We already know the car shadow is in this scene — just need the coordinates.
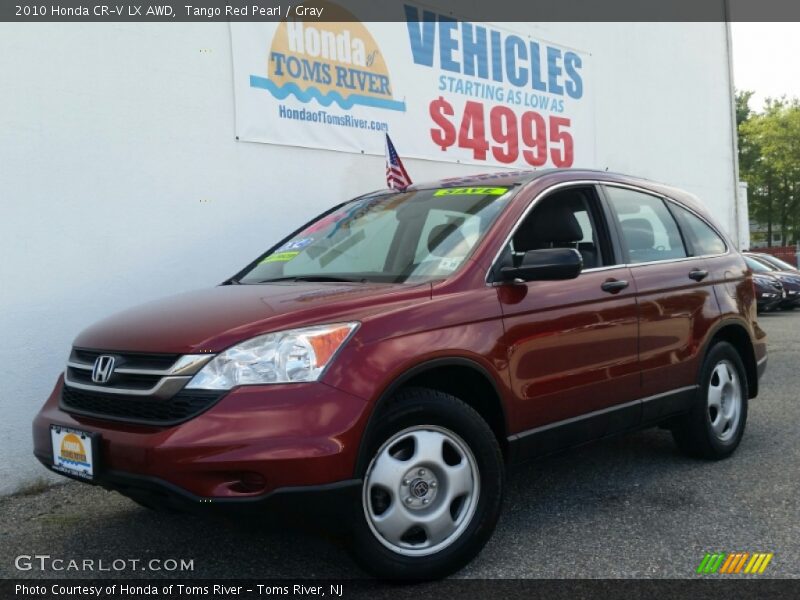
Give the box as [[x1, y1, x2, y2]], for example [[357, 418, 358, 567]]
[[16, 424, 715, 580]]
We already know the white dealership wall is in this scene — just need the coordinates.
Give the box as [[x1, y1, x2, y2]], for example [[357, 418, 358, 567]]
[[0, 22, 739, 494]]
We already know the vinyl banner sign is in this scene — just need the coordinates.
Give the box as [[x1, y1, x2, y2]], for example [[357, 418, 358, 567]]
[[231, 3, 594, 169]]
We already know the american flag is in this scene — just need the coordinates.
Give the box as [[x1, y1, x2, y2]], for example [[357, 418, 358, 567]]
[[385, 133, 412, 190]]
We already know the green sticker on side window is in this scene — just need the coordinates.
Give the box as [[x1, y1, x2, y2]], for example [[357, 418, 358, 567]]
[[433, 187, 508, 197], [260, 251, 300, 264]]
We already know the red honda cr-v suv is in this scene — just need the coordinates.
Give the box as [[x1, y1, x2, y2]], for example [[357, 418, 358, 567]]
[[33, 169, 767, 579]]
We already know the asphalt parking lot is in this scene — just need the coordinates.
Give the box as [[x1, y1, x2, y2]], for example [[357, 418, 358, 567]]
[[2, 311, 799, 581]]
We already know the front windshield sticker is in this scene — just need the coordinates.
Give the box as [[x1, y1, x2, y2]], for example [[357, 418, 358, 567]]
[[433, 187, 509, 197], [439, 257, 464, 271], [303, 196, 385, 237], [260, 251, 300, 264], [278, 237, 314, 252]]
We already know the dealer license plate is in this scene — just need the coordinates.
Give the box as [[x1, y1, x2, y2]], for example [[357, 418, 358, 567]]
[[50, 425, 96, 480]]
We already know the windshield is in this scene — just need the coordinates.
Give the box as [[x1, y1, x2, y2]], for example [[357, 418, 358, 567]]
[[753, 254, 796, 271], [239, 186, 515, 284], [745, 256, 773, 273]]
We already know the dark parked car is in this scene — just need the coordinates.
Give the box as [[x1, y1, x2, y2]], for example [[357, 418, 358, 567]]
[[33, 169, 767, 579], [744, 254, 800, 310], [752, 273, 785, 313], [749, 252, 798, 272]]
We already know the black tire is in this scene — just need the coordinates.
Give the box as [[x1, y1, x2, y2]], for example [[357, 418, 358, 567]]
[[349, 387, 504, 580], [672, 341, 749, 459]]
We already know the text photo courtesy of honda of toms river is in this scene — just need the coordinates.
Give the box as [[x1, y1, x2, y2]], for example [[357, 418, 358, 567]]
[[33, 168, 767, 579]]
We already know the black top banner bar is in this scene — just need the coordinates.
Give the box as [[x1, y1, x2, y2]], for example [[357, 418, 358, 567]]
[[2, 0, 800, 22]]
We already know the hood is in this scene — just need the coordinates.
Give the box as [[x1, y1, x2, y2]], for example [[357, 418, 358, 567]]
[[73, 282, 431, 354], [753, 274, 780, 289], [763, 271, 800, 290]]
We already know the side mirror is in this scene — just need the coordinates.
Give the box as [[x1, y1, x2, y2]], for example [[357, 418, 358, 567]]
[[500, 248, 583, 282]]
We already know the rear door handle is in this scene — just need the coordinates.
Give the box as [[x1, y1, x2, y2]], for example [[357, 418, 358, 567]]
[[688, 269, 709, 282], [601, 279, 629, 293]]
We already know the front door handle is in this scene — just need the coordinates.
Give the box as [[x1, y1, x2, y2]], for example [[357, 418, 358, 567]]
[[601, 279, 629, 293], [689, 269, 709, 282]]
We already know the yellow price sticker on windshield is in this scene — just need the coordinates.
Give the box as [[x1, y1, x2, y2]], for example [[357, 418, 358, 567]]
[[433, 187, 508, 196], [260, 251, 299, 264]]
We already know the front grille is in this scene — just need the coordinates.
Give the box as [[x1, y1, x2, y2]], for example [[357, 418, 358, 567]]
[[71, 348, 180, 371], [66, 366, 162, 390], [62, 346, 217, 424], [61, 386, 225, 425]]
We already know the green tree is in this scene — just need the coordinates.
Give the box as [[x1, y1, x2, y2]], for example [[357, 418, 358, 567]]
[[738, 93, 800, 246], [736, 91, 758, 179], [736, 90, 754, 128]]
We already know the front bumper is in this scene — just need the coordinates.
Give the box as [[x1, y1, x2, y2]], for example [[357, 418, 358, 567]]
[[33, 375, 370, 503], [779, 290, 800, 308], [34, 457, 361, 524], [757, 295, 783, 312]]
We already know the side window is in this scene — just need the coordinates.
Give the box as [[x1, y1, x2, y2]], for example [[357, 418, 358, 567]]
[[670, 203, 727, 256], [511, 186, 608, 269], [605, 187, 687, 264]]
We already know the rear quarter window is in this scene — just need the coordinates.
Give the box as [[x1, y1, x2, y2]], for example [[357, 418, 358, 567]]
[[670, 203, 727, 256]]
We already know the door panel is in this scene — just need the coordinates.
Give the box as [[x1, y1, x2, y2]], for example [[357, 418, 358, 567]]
[[629, 259, 718, 402], [602, 184, 718, 415], [500, 267, 640, 436]]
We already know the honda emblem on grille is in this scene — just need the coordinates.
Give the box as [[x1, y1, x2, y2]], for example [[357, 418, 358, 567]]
[[91, 355, 116, 384]]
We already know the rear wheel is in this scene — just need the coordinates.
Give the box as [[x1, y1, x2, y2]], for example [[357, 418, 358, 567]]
[[350, 388, 504, 580], [672, 342, 748, 459]]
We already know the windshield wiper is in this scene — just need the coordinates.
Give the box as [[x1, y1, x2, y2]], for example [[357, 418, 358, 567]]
[[255, 275, 365, 283]]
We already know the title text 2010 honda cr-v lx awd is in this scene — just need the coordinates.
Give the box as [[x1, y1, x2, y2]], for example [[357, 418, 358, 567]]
[[34, 169, 767, 579]]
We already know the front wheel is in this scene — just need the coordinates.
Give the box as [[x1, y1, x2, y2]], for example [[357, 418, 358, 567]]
[[672, 341, 748, 459], [350, 388, 504, 580]]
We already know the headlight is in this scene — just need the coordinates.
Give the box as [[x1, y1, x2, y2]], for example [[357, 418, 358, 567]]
[[185, 322, 358, 390]]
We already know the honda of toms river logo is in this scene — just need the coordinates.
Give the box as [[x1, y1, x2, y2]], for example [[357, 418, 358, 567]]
[[697, 552, 774, 574], [250, 1, 406, 112], [59, 433, 89, 467]]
